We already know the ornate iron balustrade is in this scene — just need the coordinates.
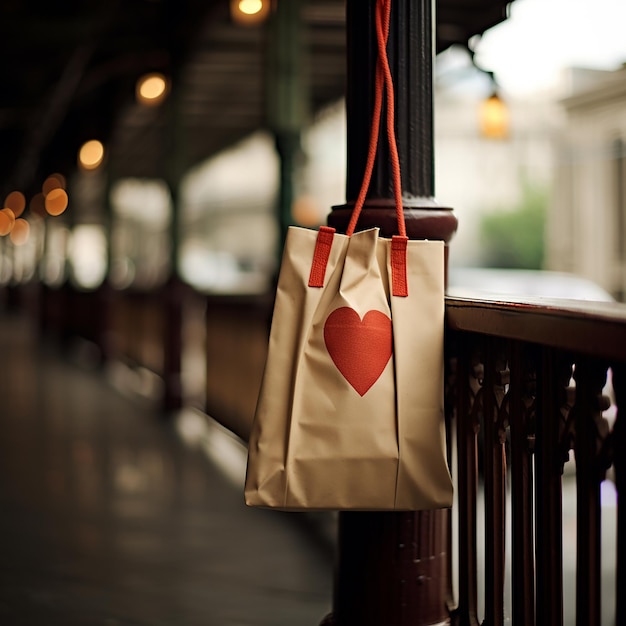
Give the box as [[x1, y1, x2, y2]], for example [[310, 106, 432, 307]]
[[445, 295, 625, 626]]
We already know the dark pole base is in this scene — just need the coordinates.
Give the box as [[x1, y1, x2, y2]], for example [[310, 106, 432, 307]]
[[328, 202, 457, 284], [331, 511, 451, 626], [329, 203, 457, 243]]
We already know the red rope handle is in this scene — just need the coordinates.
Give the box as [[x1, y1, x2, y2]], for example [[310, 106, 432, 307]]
[[346, 0, 406, 238]]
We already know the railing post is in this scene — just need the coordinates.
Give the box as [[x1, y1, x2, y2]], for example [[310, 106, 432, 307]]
[[326, 1, 457, 624], [572, 359, 608, 625], [162, 74, 186, 414], [614, 364, 625, 626], [535, 348, 569, 626], [266, 0, 308, 258]]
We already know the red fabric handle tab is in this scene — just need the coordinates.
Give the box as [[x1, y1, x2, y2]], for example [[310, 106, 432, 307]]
[[391, 235, 408, 297], [308, 226, 336, 288]]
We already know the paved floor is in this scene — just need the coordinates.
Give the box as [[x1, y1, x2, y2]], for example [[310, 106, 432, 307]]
[[0, 314, 333, 626]]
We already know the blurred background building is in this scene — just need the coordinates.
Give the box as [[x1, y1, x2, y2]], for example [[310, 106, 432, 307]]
[[547, 65, 626, 300]]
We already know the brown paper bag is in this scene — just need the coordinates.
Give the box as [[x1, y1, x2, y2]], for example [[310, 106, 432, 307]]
[[244, 225, 453, 510], [246, 0, 451, 511]]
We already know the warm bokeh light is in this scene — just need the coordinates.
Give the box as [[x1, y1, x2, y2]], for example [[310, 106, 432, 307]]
[[29, 193, 46, 217], [45, 188, 69, 216], [0, 208, 15, 236], [4, 191, 26, 218], [78, 139, 105, 170], [10, 218, 30, 245], [42, 173, 66, 196], [230, 0, 269, 24], [239, 0, 262, 14], [292, 195, 322, 227], [480, 93, 509, 139], [136, 73, 169, 106]]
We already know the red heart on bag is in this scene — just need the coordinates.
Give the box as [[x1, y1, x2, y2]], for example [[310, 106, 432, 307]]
[[323, 307, 392, 396]]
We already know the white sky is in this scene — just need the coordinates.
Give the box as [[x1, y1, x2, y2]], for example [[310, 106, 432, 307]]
[[475, 0, 626, 95]]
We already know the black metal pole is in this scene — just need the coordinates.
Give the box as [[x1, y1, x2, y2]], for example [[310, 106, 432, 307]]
[[330, 0, 457, 243], [345, 0, 434, 202], [267, 0, 307, 258], [326, 1, 457, 624]]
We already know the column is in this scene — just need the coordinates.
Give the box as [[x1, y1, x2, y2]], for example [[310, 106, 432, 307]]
[[327, 1, 457, 624]]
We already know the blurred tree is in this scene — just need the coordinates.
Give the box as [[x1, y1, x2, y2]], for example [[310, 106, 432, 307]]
[[479, 182, 547, 269]]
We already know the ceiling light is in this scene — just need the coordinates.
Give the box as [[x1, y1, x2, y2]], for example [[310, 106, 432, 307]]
[[0, 208, 15, 236], [231, 0, 269, 25], [480, 92, 509, 140], [457, 45, 510, 140], [42, 173, 66, 196], [45, 188, 69, 217], [78, 140, 105, 171], [4, 191, 26, 218], [136, 73, 169, 106]]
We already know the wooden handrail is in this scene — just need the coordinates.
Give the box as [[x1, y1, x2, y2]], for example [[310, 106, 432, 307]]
[[446, 295, 626, 361]]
